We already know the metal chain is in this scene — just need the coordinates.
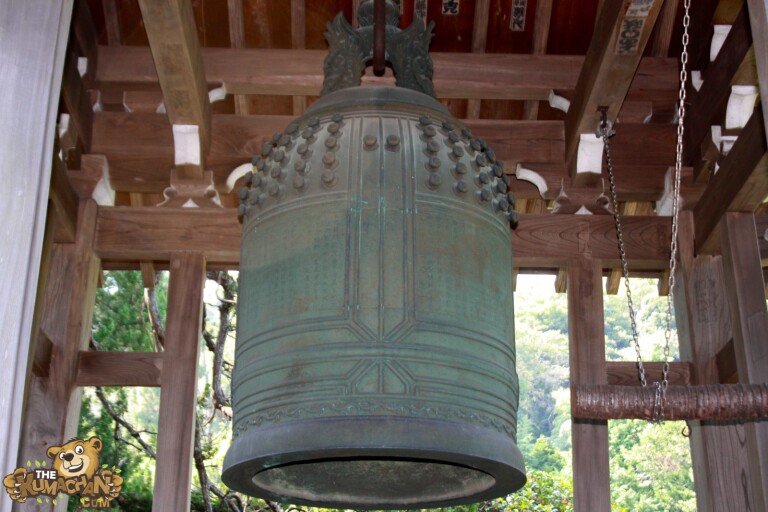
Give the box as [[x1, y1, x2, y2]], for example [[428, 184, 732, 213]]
[[601, 0, 691, 423]]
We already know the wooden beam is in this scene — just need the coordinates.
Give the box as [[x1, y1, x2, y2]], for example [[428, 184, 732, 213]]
[[137, 0, 211, 179], [605, 361, 690, 386], [674, 211, 756, 510], [466, 0, 490, 119], [91, 112, 678, 199], [76, 351, 162, 387], [0, 0, 73, 493], [523, 0, 554, 120], [50, 140, 79, 243], [686, 0, 721, 72], [565, 0, 665, 186], [291, 0, 307, 115], [605, 201, 651, 294], [102, 0, 122, 46], [227, 0, 248, 116], [685, 5, 753, 166], [94, 208, 674, 269], [568, 256, 611, 512], [747, 0, 768, 148], [152, 252, 205, 512], [95, 46, 678, 101], [721, 212, 768, 510], [694, 109, 767, 254], [18, 200, 102, 512], [652, 0, 680, 58]]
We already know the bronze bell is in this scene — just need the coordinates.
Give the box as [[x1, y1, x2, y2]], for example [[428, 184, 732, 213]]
[[223, 2, 525, 508]]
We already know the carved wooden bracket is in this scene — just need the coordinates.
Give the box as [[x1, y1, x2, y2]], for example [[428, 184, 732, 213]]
[[551, 178, 611, 215], [159, 168, 222, 208]]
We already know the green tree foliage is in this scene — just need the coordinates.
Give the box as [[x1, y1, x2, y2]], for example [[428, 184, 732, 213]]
[[609, 420, 696, 512], [481, 471, 573, 511], [528, 436, 565, 472]]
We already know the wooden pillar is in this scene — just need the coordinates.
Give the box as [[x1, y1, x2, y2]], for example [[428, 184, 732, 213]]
[[568, 256, 611, 512], [720, 212, 768, 511], [674, 212, 754, 511], [15, 200, 101, 512], [152, 252, 205, 512], [0, 0, 73, 500]]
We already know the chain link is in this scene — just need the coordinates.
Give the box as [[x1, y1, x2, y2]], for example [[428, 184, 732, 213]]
[[601, 0, 691, 423]]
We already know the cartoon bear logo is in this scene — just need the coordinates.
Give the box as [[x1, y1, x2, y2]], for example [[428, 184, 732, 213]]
[[48, 437, 101, 479], [3, 436, 123, 505]]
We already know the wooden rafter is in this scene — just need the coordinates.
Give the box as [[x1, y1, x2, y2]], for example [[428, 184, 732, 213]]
[[565, 0, 665, 186], [291, 0, 307, 115], [523, 0, 554, 120], [685, 4, 753, 170], [227, 0, 249, 116], [137, 0, 211, 180], [652, 0, 681, 58], [694, 109, 767, 254], [95, 46, 678, 101], [466, 0, 490, 119], [748, 0, 768, 148]]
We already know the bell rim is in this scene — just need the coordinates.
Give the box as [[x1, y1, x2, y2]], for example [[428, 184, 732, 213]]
[[222, 416, 526, 509]]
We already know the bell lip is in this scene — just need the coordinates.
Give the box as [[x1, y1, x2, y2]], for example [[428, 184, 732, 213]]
[[305, 85, 452, 119], [222, 416, 526, 509]]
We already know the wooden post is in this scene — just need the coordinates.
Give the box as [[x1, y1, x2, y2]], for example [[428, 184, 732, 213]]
[[152, 252, 205, 512], [720, 212, 768, 511], [0, 0, 73, 500], [16, 200, 101, 512], [568, 256, 611, 512], [675, 212, 755, 511]]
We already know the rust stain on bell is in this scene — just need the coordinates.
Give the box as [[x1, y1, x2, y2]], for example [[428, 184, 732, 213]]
[[223, 1, 525, 508]]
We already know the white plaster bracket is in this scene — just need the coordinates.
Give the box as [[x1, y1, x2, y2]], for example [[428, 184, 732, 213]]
[[725, 85, 759, 130], [710, 25, 731, 62], [548, 90, 570, 113], [209, 83, 228, 104], [92, 157, 116, 206], [226, 162, 253, 193], [172, 124, 201, 167], [77, 56, 88, 78], [515, 164, 548, 197], [691, 70, 703, 92], [576, 133, 604, 177]]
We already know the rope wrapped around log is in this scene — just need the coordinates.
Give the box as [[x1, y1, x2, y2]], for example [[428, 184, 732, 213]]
[[572, 384, 768, 421]]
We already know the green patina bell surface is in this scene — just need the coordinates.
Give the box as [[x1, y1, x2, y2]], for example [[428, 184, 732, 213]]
[[223, 3, 525, 508]]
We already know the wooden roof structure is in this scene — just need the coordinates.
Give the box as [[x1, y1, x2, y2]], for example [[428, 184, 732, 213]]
[[1, 0, 767, 510]]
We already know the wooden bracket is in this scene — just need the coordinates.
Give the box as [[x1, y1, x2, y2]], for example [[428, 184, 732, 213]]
[[551, 178, 611, 215], [160, 168, 222, 208]]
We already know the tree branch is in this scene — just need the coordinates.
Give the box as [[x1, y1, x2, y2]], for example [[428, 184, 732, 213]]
[[94, 387, 157, 459], [144, 272, 165, 350]]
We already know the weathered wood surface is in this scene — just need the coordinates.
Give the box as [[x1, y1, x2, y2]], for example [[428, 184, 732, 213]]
[[152, 252, 205, 512], [138, 0, 211, 178], [747, 0, 768, 148], [686, 5, 753, 166], [95, 45, 678, 100], [721, 212, 768, 511], [675, 211, 754, 511], [568, 256, 611, 512], [0, 0, 73, 500], [605, 361, 690, 387], [694, 109, 767, 254], [76, 351, 163, 387], [565, 0, 664, 185], [573, 384, 768, 420], [18, 200, 101, 512], [93, 207, 675, 269]]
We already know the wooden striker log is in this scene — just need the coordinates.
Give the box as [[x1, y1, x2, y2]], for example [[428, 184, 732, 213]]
[[573, 384, 768, 421]]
